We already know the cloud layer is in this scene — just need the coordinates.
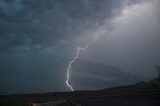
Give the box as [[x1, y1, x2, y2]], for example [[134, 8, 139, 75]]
[[0, 0, 128, 53]]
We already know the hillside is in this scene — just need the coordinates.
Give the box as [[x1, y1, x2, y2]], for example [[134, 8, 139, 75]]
[[0, 78, 160, 106]]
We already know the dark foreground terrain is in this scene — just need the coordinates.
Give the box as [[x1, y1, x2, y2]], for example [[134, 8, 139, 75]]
[[0, 78, 160, 106]]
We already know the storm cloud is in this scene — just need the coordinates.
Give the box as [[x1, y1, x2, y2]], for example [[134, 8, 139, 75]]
[[0, 0, 159, 94], [0, 0, 128, 53], [81, 0, 160, 79]]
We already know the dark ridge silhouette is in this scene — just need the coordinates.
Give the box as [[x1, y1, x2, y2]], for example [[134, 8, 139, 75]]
[[0, 78, 160, 106]]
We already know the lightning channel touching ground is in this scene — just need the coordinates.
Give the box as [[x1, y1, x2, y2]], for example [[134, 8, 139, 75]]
[[65, 29, 106, 91]]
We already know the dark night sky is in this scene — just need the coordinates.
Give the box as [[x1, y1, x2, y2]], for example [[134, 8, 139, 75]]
[[0, 0, 160, 95]]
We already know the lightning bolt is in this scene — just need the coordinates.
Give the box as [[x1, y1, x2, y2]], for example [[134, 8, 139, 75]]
[[66, 47, 86, 91], [65, 28, 106, 91]]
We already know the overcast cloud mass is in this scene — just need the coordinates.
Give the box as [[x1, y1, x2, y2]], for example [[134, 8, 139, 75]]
[[0, 0, 159, 94]]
